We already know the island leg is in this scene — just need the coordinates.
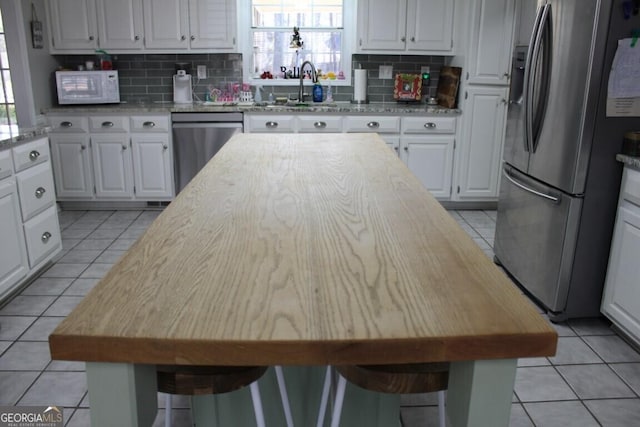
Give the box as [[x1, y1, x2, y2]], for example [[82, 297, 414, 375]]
[[446, 359, 517, 427], [86, 362, 158, 427]]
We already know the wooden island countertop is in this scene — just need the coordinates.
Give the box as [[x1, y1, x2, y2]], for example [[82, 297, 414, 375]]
[[50, 133, 556, 366]]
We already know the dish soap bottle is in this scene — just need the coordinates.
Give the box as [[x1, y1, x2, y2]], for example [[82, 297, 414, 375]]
[[254, 85, 262, 103], [313, 83, 323, 103]]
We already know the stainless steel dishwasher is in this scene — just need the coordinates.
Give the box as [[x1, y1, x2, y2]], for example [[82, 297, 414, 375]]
[[172, 112, 243, 193]]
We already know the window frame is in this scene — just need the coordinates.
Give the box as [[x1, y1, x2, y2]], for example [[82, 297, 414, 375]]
[[239, 0, 353, 87]]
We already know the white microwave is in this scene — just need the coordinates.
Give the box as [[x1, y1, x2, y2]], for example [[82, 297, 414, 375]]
[[55, 70, 120, 104]]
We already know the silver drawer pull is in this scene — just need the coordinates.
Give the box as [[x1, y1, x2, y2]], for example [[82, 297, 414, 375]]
[[314, 121, 327, 129], [29, 150, 40, 161], [367, 121, 380, 129], [424, 122, 436, 129], [265, 121, 278, 128], [41, 232, 52, 243], [102, 121, 114, 128], [35, 187, 46, 199], [143, 121, 156, 128], [60, 121, 73, 128]]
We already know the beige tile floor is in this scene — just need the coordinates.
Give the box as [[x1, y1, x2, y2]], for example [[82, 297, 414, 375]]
[[0, 209, 639, 426]]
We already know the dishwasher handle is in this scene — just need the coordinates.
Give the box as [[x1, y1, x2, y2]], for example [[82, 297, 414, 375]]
[[172, 122, 243, 129]]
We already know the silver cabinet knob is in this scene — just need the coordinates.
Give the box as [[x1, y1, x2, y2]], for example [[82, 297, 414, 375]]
[[163, 145, 168, 150], [134, 35, 140, 41], [35, 187, 46, 199], [367, 121, 380, 129], [411, 36, 416, 42], [265, 121, 278, 128], [122, 145, 127, 150], [81, 145, 86, 150], [143, 121, 156, 128], [41, 232, 52, 243], [60, 121, 73, 128], [314, 121, 327, 129], [190, 35, 195, 41], [404, 146, 409, 151], [29, 150, 40, 161], [424, 122, 436, 129], [89, 36, 94, 41], [102, 121, 114, 128], [401, 36, 406, 42], [181, 35, 186, 41]]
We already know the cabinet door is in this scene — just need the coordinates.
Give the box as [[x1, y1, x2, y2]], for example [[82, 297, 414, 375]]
[[131, 134, 174, 199], [357, 0, 407, 51], [457, 87, 508, 199], [406, 0, 454, 52], [96, 0, 144, 49], [466, 0, 516, 85], [50, 134, 94, 199], [143, 0, 190, 49], [47, 0, 98, 51], [188, 0, 236, 49], [401, 136, 454, 199], [91, 135, 134, 199], [601, 205, 640, 344], [0, 179, 28, 298]]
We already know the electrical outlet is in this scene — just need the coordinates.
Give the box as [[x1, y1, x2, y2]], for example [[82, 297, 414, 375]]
[[379, 65, 393, 79], [197, 65, 207, 79], [420, 66, 431, 74]]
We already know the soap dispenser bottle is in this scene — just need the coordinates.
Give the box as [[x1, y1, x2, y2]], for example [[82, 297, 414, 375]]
[[254, 85, 262, 103], [313, 83, 323, 103]]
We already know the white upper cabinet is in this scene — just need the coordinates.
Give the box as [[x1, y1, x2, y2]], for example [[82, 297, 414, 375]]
[[357, 0, 455, 53], [188, 0, 237, 49], [47, 0, 98, 51], [465, 0, 516, 85], [143, 0, 190, 49], [143, 0, 236, 50], [49, 0, 237, 52], [96, 0, 144, 50]]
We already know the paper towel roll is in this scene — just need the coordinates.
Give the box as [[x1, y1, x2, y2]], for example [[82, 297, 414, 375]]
[[354, 69, 367, 102]]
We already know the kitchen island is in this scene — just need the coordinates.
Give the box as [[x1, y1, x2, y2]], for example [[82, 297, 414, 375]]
[[49, 133, 557, 426]]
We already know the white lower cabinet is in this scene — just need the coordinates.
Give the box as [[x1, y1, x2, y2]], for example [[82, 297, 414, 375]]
[[456, 86, 508, 199], [48, 113, 174, 201], [0, 137, 61, 302], [131, 133, 173, 199], [92, 135, 134, 199], [401, 135, 454, 199], [601, 167, 640, 346], [0, 178, 29, 297]]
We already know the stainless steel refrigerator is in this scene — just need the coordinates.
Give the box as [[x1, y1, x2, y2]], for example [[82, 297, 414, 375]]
[[494, 0, 640, 321]]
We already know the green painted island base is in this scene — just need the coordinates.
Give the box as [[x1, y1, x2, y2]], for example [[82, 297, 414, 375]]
[[85, 360, 517, 427]]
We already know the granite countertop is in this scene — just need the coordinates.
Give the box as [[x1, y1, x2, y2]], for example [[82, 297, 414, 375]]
[[617, 154, 640, 171], [0, 125, 52, 151], [45, 101, 461, 116]]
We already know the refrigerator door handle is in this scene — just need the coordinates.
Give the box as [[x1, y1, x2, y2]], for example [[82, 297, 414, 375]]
[[525, 3, 551, 154], [503, 166, 560, 203], [531, 5, 553, 153]]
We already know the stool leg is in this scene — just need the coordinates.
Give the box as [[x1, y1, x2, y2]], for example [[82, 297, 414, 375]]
[[329, 374, 347, 427], [249, 381, 266, 427], [437, 390, 445, 427], [316, 366, 332, 427], [165, 393, 172, 427], [274, 366, 295, 427]]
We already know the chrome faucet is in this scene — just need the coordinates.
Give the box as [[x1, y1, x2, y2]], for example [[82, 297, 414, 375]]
[[298, 61, 317, 102]]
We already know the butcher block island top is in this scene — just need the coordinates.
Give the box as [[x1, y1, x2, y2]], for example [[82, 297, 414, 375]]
[[49, 133, 556, 367]]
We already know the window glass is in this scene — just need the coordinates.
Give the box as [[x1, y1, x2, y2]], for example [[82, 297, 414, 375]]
[[0, 9, 17, 130]]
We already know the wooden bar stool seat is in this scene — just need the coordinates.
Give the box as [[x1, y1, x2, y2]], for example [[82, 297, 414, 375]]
[[317, 363, 449, 427], [158, 365, 273, 427]]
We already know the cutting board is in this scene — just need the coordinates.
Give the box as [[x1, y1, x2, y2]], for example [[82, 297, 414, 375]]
[[436, 66, 462, 108]]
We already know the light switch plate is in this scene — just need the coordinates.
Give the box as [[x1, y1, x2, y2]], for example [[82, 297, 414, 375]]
[[379, 65, 393, 79], [197, 65, 207, 79]]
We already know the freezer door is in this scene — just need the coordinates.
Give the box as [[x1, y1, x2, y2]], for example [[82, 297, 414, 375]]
[[494, 165, 582, 314], [526, 0, 600, 194]]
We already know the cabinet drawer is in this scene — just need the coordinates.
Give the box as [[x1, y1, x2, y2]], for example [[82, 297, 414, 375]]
[[0, 150, 12, 179], [297, 115, 342, 133], [344, 116, 400, 133], [247, 115, 295, 132], [16, 162, 56, 221], [12, 138, 50, 172], [47, 115, 89, 133], [131, 116, 170, 132], [402, 116, 457, 134], [89, 116, 129, 132], [23, 205, 61, 269]]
